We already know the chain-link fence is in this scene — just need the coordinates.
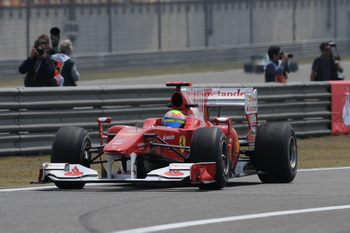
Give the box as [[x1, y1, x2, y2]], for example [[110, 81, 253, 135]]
[[0, 0, 187, 6], [1, 0, 350, 77]]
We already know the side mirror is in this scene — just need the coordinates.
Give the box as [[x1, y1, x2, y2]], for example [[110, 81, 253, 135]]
[[97, 117, 112, 124], [97, 117, 112, 145]]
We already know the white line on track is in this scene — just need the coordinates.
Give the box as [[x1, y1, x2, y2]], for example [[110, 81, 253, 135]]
[[0, 183, 108, 192], [298, 166, 350, 172], [1, 167, 350, 193], [0, 185, 55, 192], [114, 205, 350, 233]]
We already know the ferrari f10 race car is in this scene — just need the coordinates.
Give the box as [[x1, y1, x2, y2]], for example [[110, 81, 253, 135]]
[[34, 82, 298, 190]]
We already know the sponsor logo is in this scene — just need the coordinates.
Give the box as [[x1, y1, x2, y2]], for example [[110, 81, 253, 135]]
[[47, 164, 65, 168], [251, 125, 257, 135], [163, 135, 175, 140], [112, 140, 125, 145], [184, 88, 247, 98], [342, 87, 350, 125], [170, 164, 192, 169], [64, 166, 83, 177], [250, 114, 257, 123], [204, 89, 245, 97], [120, 133, 137, 136], [138, 142, 146, 151], [164, 171, 184, 177], [179, 136, 186, 153]]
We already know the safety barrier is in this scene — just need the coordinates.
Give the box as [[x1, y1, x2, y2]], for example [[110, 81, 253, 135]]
[[0, 82, 331, 156]]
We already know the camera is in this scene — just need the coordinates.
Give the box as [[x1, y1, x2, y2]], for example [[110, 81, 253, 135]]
[[279, 51, 294, 59], [328, 41, 341, 60], [329, 41, 337, 47], [36, 47, 45, 56], [50, 27, 60, 53]]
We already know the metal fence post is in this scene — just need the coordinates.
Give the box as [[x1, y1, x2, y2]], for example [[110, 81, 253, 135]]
[[108, 0, 112, 53], [249, 0, 254, 44], [26, 0, 30, 56], [292, 0, 296, 42], [204, 0, 213, 47], [157, 0, 162, 50]]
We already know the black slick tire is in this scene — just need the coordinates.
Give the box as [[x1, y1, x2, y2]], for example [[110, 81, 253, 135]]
[[252, 122, 298, 183], [51, 126, 91, 189], [189, 127, 230, 190]]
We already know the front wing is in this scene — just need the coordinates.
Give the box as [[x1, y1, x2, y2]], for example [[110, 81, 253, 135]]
[[38, 162, 217, 185], [36, 158, 258, 186]]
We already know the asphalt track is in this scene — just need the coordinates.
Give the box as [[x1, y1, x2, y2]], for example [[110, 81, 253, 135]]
[[1, 167, 350, 233], [79, 61, 350, 86]]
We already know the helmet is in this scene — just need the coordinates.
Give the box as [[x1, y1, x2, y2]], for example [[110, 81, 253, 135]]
[[162, 110, 186, 128]]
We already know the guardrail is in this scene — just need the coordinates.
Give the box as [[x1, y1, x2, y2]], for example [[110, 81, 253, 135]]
[[0, 82, 331, 156]]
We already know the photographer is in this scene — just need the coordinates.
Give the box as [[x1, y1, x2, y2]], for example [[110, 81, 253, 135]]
[[310, 42, 344, 81], [264, 46, 290, 82], [18, 34, 57, 87]]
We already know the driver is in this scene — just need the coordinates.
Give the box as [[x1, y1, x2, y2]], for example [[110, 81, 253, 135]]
[[162, 110, 186, 128]]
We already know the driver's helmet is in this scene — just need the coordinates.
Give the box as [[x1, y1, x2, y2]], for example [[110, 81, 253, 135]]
[[162, 110, 186, 128]]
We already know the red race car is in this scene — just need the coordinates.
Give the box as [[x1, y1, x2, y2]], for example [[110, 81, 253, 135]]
[[34, 82, 298, 190]]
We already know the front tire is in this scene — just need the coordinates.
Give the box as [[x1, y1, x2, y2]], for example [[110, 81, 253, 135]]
[[189, 127, 230, 190], [51, 126, 91, 189], [252, 122, 298, 183]]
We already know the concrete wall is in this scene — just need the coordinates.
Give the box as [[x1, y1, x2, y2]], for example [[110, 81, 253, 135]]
[[1, 0, 349, 60]]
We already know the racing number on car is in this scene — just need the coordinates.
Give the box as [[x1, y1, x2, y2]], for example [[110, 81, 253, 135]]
[[179, 136, 186, 153]]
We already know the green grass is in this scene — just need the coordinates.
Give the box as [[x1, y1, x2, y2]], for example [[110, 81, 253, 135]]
[[298, 134, 350, 168], [1, 134, 349, 188]]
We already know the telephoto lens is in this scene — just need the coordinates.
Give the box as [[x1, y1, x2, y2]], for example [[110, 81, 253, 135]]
[[36, 47, 45, 56], [50, 27, 60, 48], [288, 53, 293, 58], [329, 41, 337, 47]]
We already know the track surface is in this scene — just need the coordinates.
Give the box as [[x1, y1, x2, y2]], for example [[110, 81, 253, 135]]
[[79, 61, 350, 86], [1, 167, 350, 233]]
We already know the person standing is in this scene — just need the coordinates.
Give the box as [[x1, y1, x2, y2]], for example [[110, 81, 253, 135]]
[[310, 42, 344, 81], [264, 46, 289, 82], [51, 39, 80, 86], [18, 35, 57, 87]]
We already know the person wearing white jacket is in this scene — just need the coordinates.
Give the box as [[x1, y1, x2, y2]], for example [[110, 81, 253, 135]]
[[51, 39, 80, 86]]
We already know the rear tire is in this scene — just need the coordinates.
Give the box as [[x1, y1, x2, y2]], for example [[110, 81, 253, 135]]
[[51, 127, 91, 189], [252, 123, 298, 183], [189, 127, 230, 190], [244, 63, 253, 73], [289, 62, 299, 72]]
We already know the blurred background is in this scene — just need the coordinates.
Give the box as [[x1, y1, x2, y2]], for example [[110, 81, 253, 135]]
[[1, 0, 350, 78]]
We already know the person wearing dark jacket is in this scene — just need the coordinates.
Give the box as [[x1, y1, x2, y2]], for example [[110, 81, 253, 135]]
[[264, 46, 289, 82], [310, 42, 344, 81], [18, 35, 57, 87], [51, 39, 80, 86]]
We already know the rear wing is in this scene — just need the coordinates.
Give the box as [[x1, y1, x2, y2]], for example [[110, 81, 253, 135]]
[[182, 87, 258, 114], [183, 87, 258, 148]]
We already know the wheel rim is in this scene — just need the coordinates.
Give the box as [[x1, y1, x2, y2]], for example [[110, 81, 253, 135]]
[[289, 137, 297, 170], [81, 139, 91, 166], [221, 141, 229, 174], [83, 150, 89, 160]]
